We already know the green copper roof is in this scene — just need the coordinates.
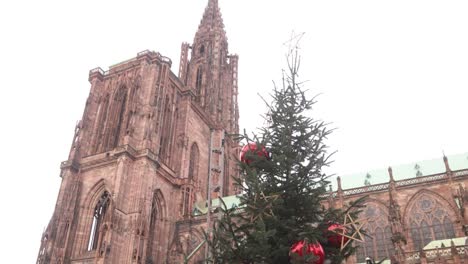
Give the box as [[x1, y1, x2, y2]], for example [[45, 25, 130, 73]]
[[331, 152, 468, 191], [193, 153, 468, 215], [193, 195, 242, 216]]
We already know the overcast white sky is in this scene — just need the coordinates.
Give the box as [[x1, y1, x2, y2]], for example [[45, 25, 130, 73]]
[[0, 0, 467, 262]]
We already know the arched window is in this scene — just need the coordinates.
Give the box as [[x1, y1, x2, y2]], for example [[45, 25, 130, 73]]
[[199, 45, 205, 55], [188, 143, 199, 181], [195, 67, 203, 95], [146, 190, 165, 261], [94, 95, 109, 154], [101, 85, 128, 151], [181, 187, 193, 217], [87, 192, 110, 251], [147, 192, 159, 259], [356, 203, 394, 262], [112, 86, 128, 148], [159, 96, 172, 160], [407, 194, 456, 250]]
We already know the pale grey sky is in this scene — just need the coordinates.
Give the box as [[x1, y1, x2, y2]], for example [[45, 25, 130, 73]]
[[0, 0, 467, 262]]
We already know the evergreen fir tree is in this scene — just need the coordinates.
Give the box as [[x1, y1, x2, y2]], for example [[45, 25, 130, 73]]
[[207, 45, 364, 264]]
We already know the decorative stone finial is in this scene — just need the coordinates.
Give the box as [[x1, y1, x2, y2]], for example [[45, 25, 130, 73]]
[[443, 155, 452, 173], [388, 166, 394, 182]]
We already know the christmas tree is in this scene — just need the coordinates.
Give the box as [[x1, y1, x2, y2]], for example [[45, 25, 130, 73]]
[[207, 42, 364, 264]]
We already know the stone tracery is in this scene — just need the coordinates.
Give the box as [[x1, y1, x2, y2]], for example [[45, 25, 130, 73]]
[[356, 202, 394, 262], [406, 193, 456, 250]]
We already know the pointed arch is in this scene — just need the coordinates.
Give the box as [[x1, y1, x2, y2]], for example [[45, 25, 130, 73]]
[[83, 179, 108, 210], [363, 197, 389, 210], [403, 189, 458, 250], [146, 189, 167, 262], [80, 180, 112, 252], [402, 189, 459, 224], [78, 179, 110, 252], [87, 191, 110, 251]]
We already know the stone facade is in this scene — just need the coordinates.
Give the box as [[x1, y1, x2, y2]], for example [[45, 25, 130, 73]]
[[36, 0, 468, 263], [329, 157, 468, 264], [36, 1, 238, 263]]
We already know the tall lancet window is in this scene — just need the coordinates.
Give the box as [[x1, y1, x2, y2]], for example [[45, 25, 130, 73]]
[[93, 95, 109, 154], [195, 67, 203, 96], [181, 186, 192, 217], [87, 192, 110, 251], [159, 96, 173, 160], [199, 45, 205, 56], [188, 143, 199, 181], [355, 203, 394, 262], [113, 86, 128, 148], [147, 191, 160, 259]]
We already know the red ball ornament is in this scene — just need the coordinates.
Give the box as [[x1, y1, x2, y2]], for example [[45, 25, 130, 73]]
[[327, 223, 348, 248], [239, 142, 269, 164], [290, 240, 325, 264]]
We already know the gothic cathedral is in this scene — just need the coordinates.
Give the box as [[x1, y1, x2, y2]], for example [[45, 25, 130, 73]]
[[37, 1, 239, 263]]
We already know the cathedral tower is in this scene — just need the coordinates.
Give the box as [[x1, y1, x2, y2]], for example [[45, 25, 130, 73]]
[[37, 1, 239, 263], [179, 0, 239, 134]]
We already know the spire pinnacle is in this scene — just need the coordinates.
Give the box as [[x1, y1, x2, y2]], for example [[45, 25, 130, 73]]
[[388, 166, 395, 182], [337, 176, 342, 192], [209, 0, 218, 7], [196, 0, 226, 39], [443, 154, 452, 173]]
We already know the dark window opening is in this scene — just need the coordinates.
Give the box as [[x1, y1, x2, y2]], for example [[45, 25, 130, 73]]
[[199, 45, 205, 55], [195, 67, 203, 95], [87, 192, 110, 251], [147, 192, 159, 258], [113, 90, 127, 148]]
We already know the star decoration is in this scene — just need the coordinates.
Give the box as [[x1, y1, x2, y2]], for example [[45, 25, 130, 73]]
[[331, 212, 368, 251], [246, 192, 279, 223]]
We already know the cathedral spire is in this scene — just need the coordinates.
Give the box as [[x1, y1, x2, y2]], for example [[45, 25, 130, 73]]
[[178, 0, 237, 132], [197, 0, 225, 32], [194, 0, 227, 46]]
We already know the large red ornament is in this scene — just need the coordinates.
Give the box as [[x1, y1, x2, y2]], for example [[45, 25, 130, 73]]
[[240, 142, 269, 164], [290, 240, 325, 264], [327, 223, 348, 248]]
